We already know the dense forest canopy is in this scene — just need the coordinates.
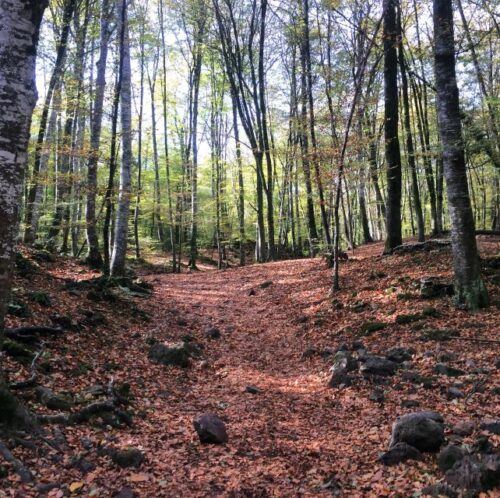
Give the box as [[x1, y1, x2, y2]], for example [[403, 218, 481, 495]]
[[25, 0, 498, 271]]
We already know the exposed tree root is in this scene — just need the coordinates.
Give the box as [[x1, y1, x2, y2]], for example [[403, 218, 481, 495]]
[[0, 440, 34, 483], [9, 344, 44, 391]]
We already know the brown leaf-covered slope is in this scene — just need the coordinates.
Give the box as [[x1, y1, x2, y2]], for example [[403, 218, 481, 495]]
[[2, 238, 499, 497]]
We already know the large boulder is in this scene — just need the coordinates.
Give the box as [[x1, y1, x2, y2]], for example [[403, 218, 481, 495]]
[[389, 411, 445, 452], [193, 413, 228, 444], [148, 342, 191, 368]]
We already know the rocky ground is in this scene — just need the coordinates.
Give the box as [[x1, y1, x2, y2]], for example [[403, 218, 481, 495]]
[[1, 237, 499, 497]]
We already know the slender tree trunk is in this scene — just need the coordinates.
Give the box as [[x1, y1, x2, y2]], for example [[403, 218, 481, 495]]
[[397, 7, 424, 242], [383, 0, 403, 253], [259, 0, 276, 260], [433, 0, 488, 309], [231, 89, 246, 266], [110, 0, 133, 277], [159, 0, 177, 270], [23, 0, 77, 243], [86, 0, 111, 268]]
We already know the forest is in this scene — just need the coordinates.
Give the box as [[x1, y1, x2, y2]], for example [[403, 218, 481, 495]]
[[0, 0, 498, 496]]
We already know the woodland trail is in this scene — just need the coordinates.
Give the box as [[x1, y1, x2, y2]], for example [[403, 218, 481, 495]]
[[5, 240, 499, 497], [139, 257, 355, 496]]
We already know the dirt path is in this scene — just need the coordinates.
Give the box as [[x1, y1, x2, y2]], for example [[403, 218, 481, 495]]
[[139, 259, 354, 496], [7, 241, 498, 497]]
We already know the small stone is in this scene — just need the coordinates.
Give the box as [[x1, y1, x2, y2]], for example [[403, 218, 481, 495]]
[[379, 442, 422, 466], [194, 413, 228, 444], [386, 347, 414, 363], [480, 419, 500, 435], [245, 385, 260, 394], [452, 420, 475, 436], [260, 280, 273, 289], [109, 447, 144, 468], [438, 444, 465, 471], [360, 356, 396, 377], [205, 327, 221, 339], [369, 387, 385, 403], [115, 486, 137, 498], [359, 321, 387, 336], [447, 387, 464, 400], [434, 363, 465, 377], [148, 342, 191, 368], [420, 483, 457, 498], [401, 399, 420, 409]]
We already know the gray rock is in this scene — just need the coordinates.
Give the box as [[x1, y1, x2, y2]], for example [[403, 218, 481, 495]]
[[452, 420, 475, 436], [379, 442, 422, 466], [389, 411, 444, 452], [438, 444, 465, 471], [386, 347, 414, 363], [446, 454, 500, 494], [245, 385, 260, 394], [420, 278, 454, 298], [328, 351, 356, 387], [205, 327, 221, 339], [148, 342, 190, 367], [401, 399, 420, 409], [447, 387, 464, 400], [369, 387, 385, 403], [194, 413, 228, 444], [420, 483, 457, 498], [109, 447, 144, 468], [434, 363, 465, 377], [480, 419, 500, 435], [360, 356, 397, 377]]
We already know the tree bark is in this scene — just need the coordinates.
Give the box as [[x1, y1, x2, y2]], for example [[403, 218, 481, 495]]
[[383, 0, 403, 253], [110, 0, 133, 277], [433, 0, 488, 309], [86, 0, 111, 268], [397, 7, 424, 242], [0, 0, 48, 424]]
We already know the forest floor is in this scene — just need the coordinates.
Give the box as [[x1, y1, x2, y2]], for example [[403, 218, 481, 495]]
[[1, 237, 499, 497]]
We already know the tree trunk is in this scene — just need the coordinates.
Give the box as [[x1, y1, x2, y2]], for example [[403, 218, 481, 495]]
[[397, 7, 424, 242], [0, 0, 48, 423], [86, 0, 111, 268], [433, 0, 488, 309], [23, 0, 77, 244], [383, 0, 403, 253], [110, 0, 133, 277]]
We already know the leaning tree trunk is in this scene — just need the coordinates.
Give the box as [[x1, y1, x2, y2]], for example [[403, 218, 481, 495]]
[[433, 0, 488, 309], [383, 0, 403, 253], [0, 0, 48, 425], [110, 0, 133, 277]]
